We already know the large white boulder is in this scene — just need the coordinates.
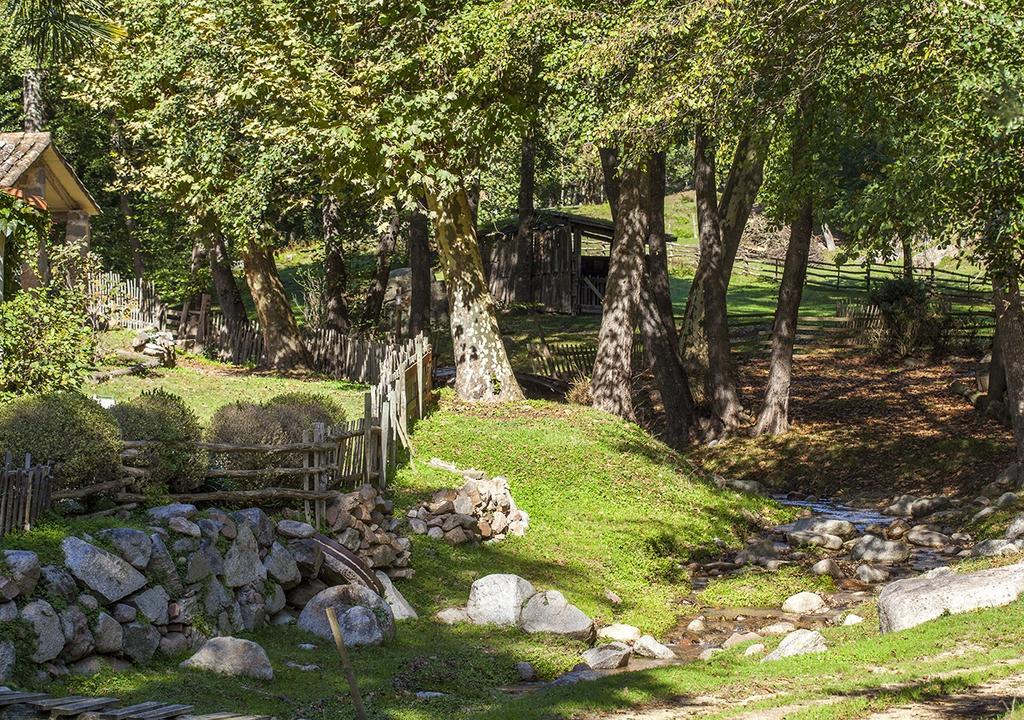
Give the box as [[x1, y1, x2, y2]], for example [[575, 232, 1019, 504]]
[[518, 590, 593, 640], [181, 637, 273, 680], [297, 585, 395, 644], [61, 537, 146, 604], [762, 629, 827, 662], [878, 563, 1024, 633], [781, 591, 826, 615], [466, 574, 535, 626]]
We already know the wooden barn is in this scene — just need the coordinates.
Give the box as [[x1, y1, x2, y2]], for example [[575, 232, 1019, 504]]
[[482, 211, 670, 315]]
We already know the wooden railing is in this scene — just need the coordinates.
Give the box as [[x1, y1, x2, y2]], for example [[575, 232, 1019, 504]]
[[86, 271, 168, 331], [0, 454, 54, 538]]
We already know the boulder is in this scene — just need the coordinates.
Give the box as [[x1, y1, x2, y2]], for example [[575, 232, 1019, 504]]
[[996, 492, 1019, 509], [1006, 515, 1024, 541], [787, 531, 844, 550], [735, 540, 779, 567], [633, 635, 675, 659], [848, 535, 911, 563], [92, 612, 123, 654], [3, 550, 40, 597], [878, 563, 1024, 633], [96, 529, 152, 570], [297, 585, 395, 643], [264, 543, 301, 587], [855, 564, 890, 584], [516, 661, 538, 681], [223, 524, 267, 588], [0, 641, 14, 682], [905, 526, 951, 549], [112, 603, 136, 624], [169, 517, 202, 538], [548, 663, 601, 686], [790, 517, 857, 539], [374, 571, 418, 620], [436, 607, 469, 625], [744, 643, 766, 656], [232, 508, 274, 547], [39, 565, 78, 603], [147, 503, 197, 522], [334, 606, 387, 646], [762, 629, 827, 661], [466, 574, 535, 626], [147, 534, 183, 596], [810, 558, 843, 578], [276, 520, 315, 539], [58, 606, 94, 662], [62, 537, 146, 604], [910, 496, 952, 518], [884, 495, 917, 516], [22, 600, 64, 662], [519, 590, 594, 640], [131, 585, 170, 625], [781, 591, 826, 615], [159, 632, 190, 657], [598, 623, 641, 644], [843, 613, 864, 626], [181, 637, 273, 680], [972, 539, 1024, 557], [686, 618, 707, 634], [286, 579, 327, 608], [760, 621, 797, 636], [581, 642, 631, 670], [0, 602, 15, 622], [122, 622, 161, 663], [724, 631, 761, 648], [287, 539, 323, 578]]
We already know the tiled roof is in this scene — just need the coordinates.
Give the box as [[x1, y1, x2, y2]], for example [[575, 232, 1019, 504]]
[[0, 132, 51, 188]]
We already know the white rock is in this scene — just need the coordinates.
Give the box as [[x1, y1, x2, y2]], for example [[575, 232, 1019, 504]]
[[435, 607, 469, 625], [761, 629, 827, 661], [878, 562, 1024, 633], [633, 635, 675, 659], [180, 637, 273, 680], [374, 571, 418, 620], [466, 574, 535, 626], [744, 643, 766, 656], [790, 517, 857, 539], [686, 618, 707, 634], [760, 621, 797, 636], [842, 613, 864, 626], [597, 623, 641, 644], [698, 648, 722, 661], [855, 564, 890, 584], [581, 642, 631, 670], [810, 558, 843, 578], [781, 591, 826, 615], [519, 590, 593, 640]]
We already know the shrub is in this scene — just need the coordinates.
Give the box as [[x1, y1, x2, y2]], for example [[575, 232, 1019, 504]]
[[0, 392, 121, 491], [207, 392, 346, 490], [869, 278, 955, 357], [566, 375, 593, 406], [0, 289, 94, 402], [111, 389, 206, 493]]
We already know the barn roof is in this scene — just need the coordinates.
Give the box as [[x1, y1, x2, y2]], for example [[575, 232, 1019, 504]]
[[0, 132, 101, 216]]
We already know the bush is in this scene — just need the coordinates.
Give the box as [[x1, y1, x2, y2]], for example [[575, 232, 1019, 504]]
[[207, 392, 346, 490], [869, 278, 955, 357], [111, 389, 206, 493], [0, 392, 121, 491], [0, 289, 94, 402]]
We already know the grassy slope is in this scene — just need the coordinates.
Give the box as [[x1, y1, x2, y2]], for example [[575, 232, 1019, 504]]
[[92, 356, 367, 424], [559, 192, 699, 245]]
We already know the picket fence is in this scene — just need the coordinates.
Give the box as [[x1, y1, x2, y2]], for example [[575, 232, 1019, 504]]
[[86, 271, 168, 331], [0, 454, 54, 539]]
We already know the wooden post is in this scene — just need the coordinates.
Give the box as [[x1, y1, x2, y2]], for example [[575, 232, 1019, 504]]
[[325, 606, 368, 720], [380, 398, 391, 490], [415, 335, 424, 420], [303, 428, 312, 525], [865, 264, 871, 292], [362, 394, 373, 484]]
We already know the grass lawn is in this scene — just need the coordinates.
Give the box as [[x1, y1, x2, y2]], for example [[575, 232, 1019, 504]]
[[91, 355, 368, 424], [558, 191, 699, 245]]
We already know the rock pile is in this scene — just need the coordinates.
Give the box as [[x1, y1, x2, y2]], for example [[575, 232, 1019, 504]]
[[320, 484, 413, 578], [131, 329, 176, 367], [0, 500, 414, 683], [407, 464, 528, 545]]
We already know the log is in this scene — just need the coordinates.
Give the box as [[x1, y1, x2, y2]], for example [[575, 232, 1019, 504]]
[[116, 487, 336, 504], [53, 479, 130, 500]]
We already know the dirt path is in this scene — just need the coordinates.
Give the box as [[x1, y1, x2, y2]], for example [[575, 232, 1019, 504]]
[[864, 672, 1024, 719]]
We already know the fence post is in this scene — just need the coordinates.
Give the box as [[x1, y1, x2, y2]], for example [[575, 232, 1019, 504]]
[[379, 399, 391, 490], [415, 335, 424, 420], [865, 264, 871, 292], [303, 428, 313, 525], [362, 394, 373, 484]]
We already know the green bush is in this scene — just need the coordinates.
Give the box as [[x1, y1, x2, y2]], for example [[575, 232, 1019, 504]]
[[0, 289, 94, 402], [0, 392, 121, 491], [869, 278, 955, 356], [207, 392, 346, 490], [111, 389, 206, 493]]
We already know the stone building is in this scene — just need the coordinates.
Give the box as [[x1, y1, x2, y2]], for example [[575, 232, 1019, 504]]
[[0, 131, 101, 294]]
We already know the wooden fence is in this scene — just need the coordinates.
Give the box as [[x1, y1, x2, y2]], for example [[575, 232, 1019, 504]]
[[86, 271, 168, 331], [0, 454, 54, 538]]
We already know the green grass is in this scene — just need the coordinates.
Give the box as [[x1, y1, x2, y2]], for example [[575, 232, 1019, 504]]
[[697, 565, 836, 609], [0, 516, 150, 565], [558, 191, 699, 245], [91, 356, 367, 425]]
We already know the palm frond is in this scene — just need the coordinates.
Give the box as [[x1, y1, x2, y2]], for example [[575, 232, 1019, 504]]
[[5, 0, 125, 65]]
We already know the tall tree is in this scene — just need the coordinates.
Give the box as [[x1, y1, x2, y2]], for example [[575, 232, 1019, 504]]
[[646, 151, 677, 345], [321, 195, 351, 334], [207, 231, 248, 328], [241, 239, 310, 371], [362, 206, 401, 328], [513, 131, 535, 303], [408, 198, 432, 337]]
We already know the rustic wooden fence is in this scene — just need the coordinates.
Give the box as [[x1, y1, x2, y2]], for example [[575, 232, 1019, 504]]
[[86, 271, 168, 331], [0, 454, 54, 538]]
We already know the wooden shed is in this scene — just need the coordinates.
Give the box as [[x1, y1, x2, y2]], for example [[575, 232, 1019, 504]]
[[0, 132, 101, 293], [482, 211, 666, 315]]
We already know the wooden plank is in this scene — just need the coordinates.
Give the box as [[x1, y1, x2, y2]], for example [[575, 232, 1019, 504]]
[[130, 704, 195, 720], [101, 701, 166, 719], [29, 696, 89, 709], [0, 691, 50, 705], [49, 697, 120, 715]]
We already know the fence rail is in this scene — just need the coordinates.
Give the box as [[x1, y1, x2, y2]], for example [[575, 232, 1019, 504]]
[[0, 454, 54, 538]]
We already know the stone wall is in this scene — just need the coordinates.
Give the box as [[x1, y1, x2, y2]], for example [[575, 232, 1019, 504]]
[[0, 484, 409, 682]]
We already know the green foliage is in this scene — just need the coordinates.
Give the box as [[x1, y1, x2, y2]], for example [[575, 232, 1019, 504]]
[[0, 288, 94, 401], [0, 392, 121, 491], [206, 392, 346, 490], [110, 389, 205, 493], [697, 566, 836, 609], [869, 278, 955, 357], [0, 193, 47, 300]]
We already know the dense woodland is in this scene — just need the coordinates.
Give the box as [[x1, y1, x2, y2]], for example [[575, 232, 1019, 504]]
[[1, 0, 1022, 458]]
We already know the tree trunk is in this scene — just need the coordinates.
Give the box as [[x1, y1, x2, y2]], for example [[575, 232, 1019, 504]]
[[591, 159, 646, 420], [208, 233, 249, 328], [426, 187, 522, 402], [600, 147, 621, 227], [646, 151, 677, 346], [514, 132, 536, 303], [989, 324, 1007, 405], [680, 131, 767, 390], [362, 208, 401, 327], [118, 194, 146, 279], [22, 68, 46, 132], [901, 236, 914, 280], [994, 274, 1024, 473], [754, 196, 813, 435], [688, 126, 744, 428], [409, 197, 432, 337], [240, 240, 310, 372], [321, 195, 351, 333]]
